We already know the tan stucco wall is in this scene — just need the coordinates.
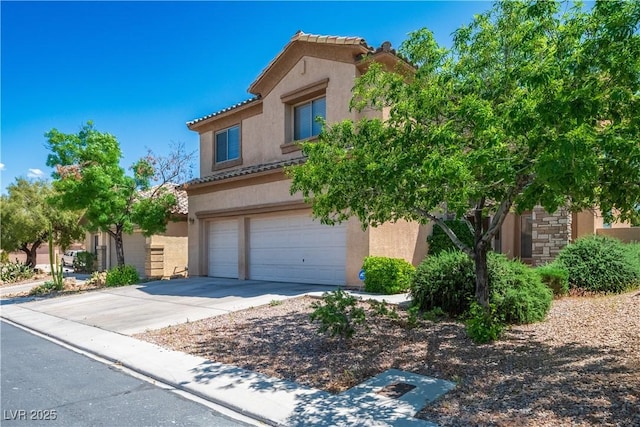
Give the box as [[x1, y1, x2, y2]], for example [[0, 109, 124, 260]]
[[149, 220, 188, 278], [597, 227, 640, 243], [573, 209, 629, 240], [500, 213, 517, 258], [369, 220, 430, 266], [197, 56, 381, 177], [88, 222, 187, 278], [187, 173, 428, 285], [105, 231, 147, 276]]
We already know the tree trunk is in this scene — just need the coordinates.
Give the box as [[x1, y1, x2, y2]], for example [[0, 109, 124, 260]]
[[20, 241, 42, 269], [473, 205, 490, 310], [474, 245, 490, 309], [114, 231, 125, 266]]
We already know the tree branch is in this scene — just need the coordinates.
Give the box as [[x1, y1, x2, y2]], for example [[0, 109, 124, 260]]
[[415, 207, 473, 256]]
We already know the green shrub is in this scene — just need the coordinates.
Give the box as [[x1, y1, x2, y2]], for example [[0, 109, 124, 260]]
[[465, 302, 505, 343], [362, 256, 415, 294], [536, 264, 569, 296], [555, 235, 640, 293], [626, 242, 640, 270], [105, 265, 140, 287], [427, 219, 474, 256], [0, 261, 34, 283], [410, 250, 475, 316], [489, 254, 553, 324], [309, 289, 366, 340], [411, 252, 552, 324], [74, 252, 96, 273]]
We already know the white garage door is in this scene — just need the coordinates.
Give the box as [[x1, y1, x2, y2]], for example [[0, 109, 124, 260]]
[[249, 214, 346, 285], [208, 219, 238, 278]]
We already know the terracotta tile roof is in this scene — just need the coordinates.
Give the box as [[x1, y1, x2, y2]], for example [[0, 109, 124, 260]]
[[184, 157, 306, 188], [186, 96, 261, 128], [171, 184, 189, 215], [290, 30, 369, 47], [249, 31, 373, 96], [140, 183, 188, 215]]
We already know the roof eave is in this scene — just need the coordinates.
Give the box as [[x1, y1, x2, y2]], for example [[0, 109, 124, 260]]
[[186, 97, 262, 131], [248, 36, 370, 96]]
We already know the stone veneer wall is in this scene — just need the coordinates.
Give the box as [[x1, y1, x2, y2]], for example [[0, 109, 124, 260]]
[[531, 206, 572, 266]]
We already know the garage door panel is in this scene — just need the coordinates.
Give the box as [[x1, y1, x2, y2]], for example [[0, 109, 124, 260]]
[[208, 220, 238, 278], [249, 214, 346, 285]]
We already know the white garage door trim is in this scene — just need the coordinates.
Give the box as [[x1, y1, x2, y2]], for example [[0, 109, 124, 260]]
[[208, 219, 238, 278], [249, 214, 346, 285]]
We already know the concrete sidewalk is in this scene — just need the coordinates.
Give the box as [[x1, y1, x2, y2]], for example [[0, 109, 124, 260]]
[[1, 278, 452, 426]]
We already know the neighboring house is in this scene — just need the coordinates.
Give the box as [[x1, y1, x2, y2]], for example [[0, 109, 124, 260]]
[[500, 208, 633, 266], [4, 243, 84, 267], [86, 184, 189, 279], [184, 31, 633, 286]]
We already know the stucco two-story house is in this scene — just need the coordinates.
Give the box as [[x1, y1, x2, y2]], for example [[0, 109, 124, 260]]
[[184, 31, 634, 286], [184, 32, 427, 286]]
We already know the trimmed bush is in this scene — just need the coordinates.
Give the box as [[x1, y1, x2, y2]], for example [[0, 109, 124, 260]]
[[555, 235, 640, 293], [411, 251, 552, 324], [427, 219, 474, 256], [489, 254, 552, 324], [105, 265, 140, 287], [362, 256, 415, 294], [410, 250, 475, 316], [626, 242, 640, 270], [536, 264, 569, 296]]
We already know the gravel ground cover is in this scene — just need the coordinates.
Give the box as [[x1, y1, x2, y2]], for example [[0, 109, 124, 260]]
[[136, 290, 640, 426]]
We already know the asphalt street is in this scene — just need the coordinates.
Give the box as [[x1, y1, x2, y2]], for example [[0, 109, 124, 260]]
[[0, 321, 253, 427]]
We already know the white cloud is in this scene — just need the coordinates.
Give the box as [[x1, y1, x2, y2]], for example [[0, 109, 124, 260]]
[[27, 168, 44, 178], [0, 163, 4, 171]]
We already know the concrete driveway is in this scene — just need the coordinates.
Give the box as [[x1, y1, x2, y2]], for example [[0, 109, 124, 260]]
[[1, 278, 336, 335]]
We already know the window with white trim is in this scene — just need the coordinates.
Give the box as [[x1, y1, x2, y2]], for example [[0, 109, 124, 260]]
[[215, 125, 240, 163], [293, 97, 326, 141]]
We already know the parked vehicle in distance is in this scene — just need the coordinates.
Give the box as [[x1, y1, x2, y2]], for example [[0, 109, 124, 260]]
[[62, 250, 86, 267]]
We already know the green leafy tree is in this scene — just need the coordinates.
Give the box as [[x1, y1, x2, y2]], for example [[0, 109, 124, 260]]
[[0, 178, 85, 268], [46, 122, 194, 266], [289, 0, 640, 309]]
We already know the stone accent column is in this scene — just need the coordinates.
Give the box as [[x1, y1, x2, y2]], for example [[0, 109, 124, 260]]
[[531, 206, 572, 266]]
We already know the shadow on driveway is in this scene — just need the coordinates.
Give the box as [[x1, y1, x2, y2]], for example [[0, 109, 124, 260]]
[[135, 277, 337, 300]]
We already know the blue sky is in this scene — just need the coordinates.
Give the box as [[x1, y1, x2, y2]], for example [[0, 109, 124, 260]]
[[1, 1, 493, 194]]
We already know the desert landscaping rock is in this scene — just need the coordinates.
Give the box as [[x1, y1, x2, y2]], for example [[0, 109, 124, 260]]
[[137, 290, 640, 426]]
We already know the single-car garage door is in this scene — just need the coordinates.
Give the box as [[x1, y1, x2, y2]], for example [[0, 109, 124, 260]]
[[249, 214, 346, 285], [208, 219, 238, 278]]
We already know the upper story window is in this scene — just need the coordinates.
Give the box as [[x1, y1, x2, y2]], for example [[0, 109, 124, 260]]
[[215, 125, 240, 164], [293, 97, 326, 141], [280, 79, 329, 153]]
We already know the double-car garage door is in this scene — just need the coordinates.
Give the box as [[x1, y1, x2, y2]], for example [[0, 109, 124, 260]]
[[207, 213, 346, 285]]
